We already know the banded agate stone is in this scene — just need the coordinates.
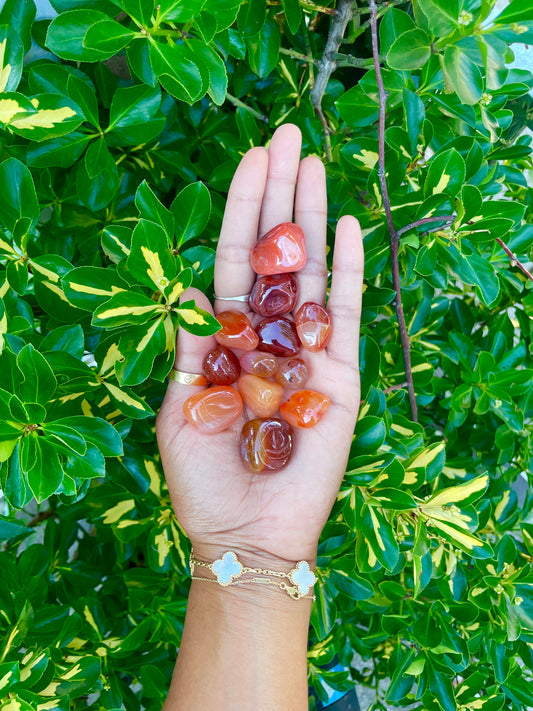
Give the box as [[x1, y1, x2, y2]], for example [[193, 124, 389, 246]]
[[240, 418, 293, 472], [238, 373, 283, 418], [250, 223, 306, 275], [215, 311, 259, 351], [256, 316, 300, 357], [183, 386, 243, 434], [294, 302, 331, 352], [274, 357, 308, 389], [280, 390, 330, 428], [239, 351, 278, 378]]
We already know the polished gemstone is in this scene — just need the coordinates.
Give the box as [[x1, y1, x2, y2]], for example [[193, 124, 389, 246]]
[[280, 390, 330, 428], [215, 311, 259, 351], [275, 357, 308, 389], [249, 273, 298, 317], [240, 418, 293, 473], [203, 346, 241, 385], [183, 386, 243, 434], [256, 316, 300, 357], [250, 222, 306, 275], [294, 302, 331, 352], [238, 374, 284, 418], [239, 351, 278, 378]]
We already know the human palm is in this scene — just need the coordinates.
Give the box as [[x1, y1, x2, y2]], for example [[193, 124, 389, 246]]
[[156, 124, 364, 566]]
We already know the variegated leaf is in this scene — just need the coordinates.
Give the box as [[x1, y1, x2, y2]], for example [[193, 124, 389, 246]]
[[175, 298, 221, 336], [127, 219, 177, 295], [92, 291, 165, 328]]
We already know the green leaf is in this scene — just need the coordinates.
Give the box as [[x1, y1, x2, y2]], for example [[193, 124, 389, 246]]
[[41, 423, 87, 456], [336, 86, 379, 128], [379, 8, 415, 50], [353, 416, 386, 454], [92, 290, 166, 328], [187, 40, 228, 106], [0, 157, 39, 234], [30, 254, 83, 324], [113, 0, 155, 25], [328, 569, 374, 601], [0, 515, 30, 541], [246, 16, 281, 78], [171, 181, 212, 246], [7, 92, 83, 142], [0, 25, 24, 93], [442, 45, 484, 105], [175, 299, 221, 336], [76, 139, 119, 211], [17, 344, 57, 405], [26, 437, 63, 504], [135, 181, 175, 239], [158, 0, 207, 22], [127, 38, 157, 86], [64, 442, 105, 479], [361, 504, 399, 571], [103, 381, 154, 419], [386, 28, 431, 70], [83, 17, 137, 55], [403, 89, 425, 153], [424, 147, 466, 198], [238, 0, 267, 38], [149, 40, 208, 103], [57, 416, 123, 456], [67, 73, 100, 127], [108, 84, 161, 132], [63, 266, 129, 311], [115, 317, 166, 385], [26, 132, 93, 168], [281, 0, 301, 34], [127, 219, 178, 294], [415, 0, 459, 36], [446, 245, 500, 307], [426, 474, 489, 508], [0, 0, 35, 52], [101, 225, 132, 263], [46, 10, 120, 61]]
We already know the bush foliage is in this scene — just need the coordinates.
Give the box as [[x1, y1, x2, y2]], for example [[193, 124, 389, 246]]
[[0, 0, 533, 708]]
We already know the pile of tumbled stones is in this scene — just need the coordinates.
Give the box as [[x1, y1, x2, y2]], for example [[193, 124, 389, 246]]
[[182, 222, 331, 472]]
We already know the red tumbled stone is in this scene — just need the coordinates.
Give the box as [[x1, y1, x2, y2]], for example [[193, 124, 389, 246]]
[[250, 222, 306, 275], [274, 357, 308, 389], [203, 346, 241, 385], [239, 351, 278, 378], [183, 386, 243, 434], [249, 273, 298, 317], [294, 302, 331, 352], [215, 311, 259, 351], [256, 316, 300, 357], [280, 390, 330, 428]]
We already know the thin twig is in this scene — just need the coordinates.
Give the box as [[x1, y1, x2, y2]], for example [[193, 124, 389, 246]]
[[225, 93, 269, 123], [369, 0, 418, 422], [279, 46, 318, 64], [310, 0, 356, 162], [397, 214, 456, 238], [496, 237, 533, 283]]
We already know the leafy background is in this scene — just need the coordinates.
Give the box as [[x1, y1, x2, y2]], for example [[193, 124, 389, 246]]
[[0, 0, 532, 709]]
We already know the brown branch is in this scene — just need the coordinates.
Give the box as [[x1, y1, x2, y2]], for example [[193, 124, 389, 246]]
[[397, 214, 456, 238], [496, 237, 533, 283], [369, 0, 418, 422], [310, 0, 356, 162]]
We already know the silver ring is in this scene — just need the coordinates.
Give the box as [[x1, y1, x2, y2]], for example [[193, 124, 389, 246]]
[[214, 294, 250, 302]]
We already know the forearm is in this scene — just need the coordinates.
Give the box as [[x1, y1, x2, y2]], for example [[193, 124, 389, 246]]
[[163, 573, 313, 710]]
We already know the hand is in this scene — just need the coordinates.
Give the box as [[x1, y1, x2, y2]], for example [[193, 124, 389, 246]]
[[156, 124, 364, 568]]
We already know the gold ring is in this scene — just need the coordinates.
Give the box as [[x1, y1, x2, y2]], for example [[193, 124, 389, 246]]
[[169, 368, 207, 386]]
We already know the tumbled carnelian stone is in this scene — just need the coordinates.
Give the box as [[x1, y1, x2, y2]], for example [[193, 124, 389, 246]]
[[280, 390, 330, 428], [250, 222, 306, 275], [238, 374, 284, 418], [240, 418, 294, 473], [215, 311, 259, 351], [183, 386, 243, 434], [294, 302, 331, 352], [249, 273, 298, 317], [240, 351, 278, 378], [256, 316, 300, 357], [275, 357, 308, 389], [203, 346, 241, 385]]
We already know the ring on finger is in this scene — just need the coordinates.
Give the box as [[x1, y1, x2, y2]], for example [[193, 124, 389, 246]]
[[169, 368, 207, 386], [214, 293, 250, 302]]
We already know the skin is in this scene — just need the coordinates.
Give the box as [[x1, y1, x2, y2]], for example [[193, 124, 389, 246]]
[[156, 123, 364, 711]]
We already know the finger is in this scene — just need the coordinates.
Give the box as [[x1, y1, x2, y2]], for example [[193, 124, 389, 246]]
[[294, 156, 328, 309], [214, 147, 268, 312], [161, 288, 216, 414], [326, 216, 364, 367], [258, 123, 302, 235]]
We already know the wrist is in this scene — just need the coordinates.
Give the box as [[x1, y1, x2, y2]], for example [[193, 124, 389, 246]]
[[189, 540, 318, 571]]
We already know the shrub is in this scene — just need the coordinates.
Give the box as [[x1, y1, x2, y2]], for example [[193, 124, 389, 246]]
[[0, 0, 532, 708]]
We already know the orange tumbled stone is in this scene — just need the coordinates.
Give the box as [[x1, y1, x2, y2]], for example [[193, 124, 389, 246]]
[[238, 373, 284, 418], [215, 311, 259, 351], [250, 222, 307, 275], [275, 357, 308, 389], [240, 418, 293, 473], [183, 386, 243, 434], [294, 302, 331, 352], [239, 351, 278, 378], [280, 390, 330, 428]]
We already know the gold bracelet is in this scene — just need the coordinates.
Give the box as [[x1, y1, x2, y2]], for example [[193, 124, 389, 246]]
[[189, 549, 317, 601]]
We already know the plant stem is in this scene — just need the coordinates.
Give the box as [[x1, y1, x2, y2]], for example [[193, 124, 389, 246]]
[[369, 0, 418, 423], [396, 214, 456, 238], [279, 47, 318, 64], [496, 237, 533, 283], [225, 93, 269, 123], [310, 0, 357, 162]]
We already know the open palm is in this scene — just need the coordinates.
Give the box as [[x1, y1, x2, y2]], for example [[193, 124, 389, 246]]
[[156, 124, 364, 566]]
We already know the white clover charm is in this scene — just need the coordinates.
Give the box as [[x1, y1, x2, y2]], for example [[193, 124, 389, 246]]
[[212, 551, 243, 586], [289, 561, 317, 596]]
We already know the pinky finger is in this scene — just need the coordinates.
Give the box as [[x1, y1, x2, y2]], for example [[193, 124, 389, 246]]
[[326, 216, 364, 367]]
